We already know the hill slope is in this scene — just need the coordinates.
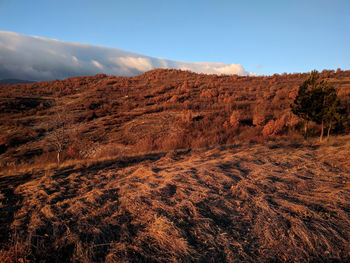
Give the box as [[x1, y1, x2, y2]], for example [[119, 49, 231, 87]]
[[0, 69, 349, 168]]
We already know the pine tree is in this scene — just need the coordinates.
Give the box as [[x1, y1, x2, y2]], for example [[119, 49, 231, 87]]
[[290, 70, 320, 138], [290, 70, 344, 141], [320, 82, 343, 140]]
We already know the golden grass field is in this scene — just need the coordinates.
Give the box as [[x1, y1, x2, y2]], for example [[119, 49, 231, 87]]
[[0, 136, 349, 262]]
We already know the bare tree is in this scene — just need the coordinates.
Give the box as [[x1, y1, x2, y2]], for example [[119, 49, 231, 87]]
[[48, 108, 71, 166]]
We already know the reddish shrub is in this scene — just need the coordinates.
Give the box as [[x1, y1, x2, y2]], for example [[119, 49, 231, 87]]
[[200, 88, 218, 99], [262, 115, 288, 137], [253, 114, 265, 127], [230, 111, 240, 130], [181, 110, 193, 123], [66, 144, 80, 159], [223, 121, 230, 128], [262, 120, 277, 137]]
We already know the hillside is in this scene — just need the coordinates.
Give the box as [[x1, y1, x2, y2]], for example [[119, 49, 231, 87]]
[[0, 69, 349, 168], [0, 69, 350, 262]]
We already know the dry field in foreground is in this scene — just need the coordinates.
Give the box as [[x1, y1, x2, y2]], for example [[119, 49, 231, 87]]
[[0, 136, 350, 262]]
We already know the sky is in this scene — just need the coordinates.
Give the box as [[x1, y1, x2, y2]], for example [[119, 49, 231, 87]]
[[0, 0, 349, 79]]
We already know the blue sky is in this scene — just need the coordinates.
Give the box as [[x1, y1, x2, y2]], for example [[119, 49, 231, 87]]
[[0, 0, 349, 75]]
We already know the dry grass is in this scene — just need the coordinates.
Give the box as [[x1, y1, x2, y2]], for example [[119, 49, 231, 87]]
[[316, 135, 350, 172], [0, 137, 349, 262]]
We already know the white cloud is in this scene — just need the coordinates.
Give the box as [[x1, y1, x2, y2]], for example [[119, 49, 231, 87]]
[[156, 58, 169, 68], [115, 57, 153, 72], [91, 60, 104, 70], [248, 72, 261, 76], [72, 56, 79, 63], [0, 31, 250, 81], [177, 62, 245, 75], [0, 41, 16, 51]]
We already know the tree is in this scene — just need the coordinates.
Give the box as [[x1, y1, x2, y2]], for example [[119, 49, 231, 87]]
[[290, 71, 321, 139], [319, 83, 344, 140], [48, 108, 71, 166], [290, 70, 344, 141], [312, 81, 343, 141]]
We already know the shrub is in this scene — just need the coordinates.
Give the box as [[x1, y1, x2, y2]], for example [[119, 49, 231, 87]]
[[253, 113, 265, 127], [229, 111, 240, 130], [262, 116, 287, 137]]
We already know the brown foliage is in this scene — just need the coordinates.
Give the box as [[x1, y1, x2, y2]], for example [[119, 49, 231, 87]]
[[0, 68, 349, 168], [262, 115, 288, 137], [253, 113, 265, 127], [229, 111, 240, 130]]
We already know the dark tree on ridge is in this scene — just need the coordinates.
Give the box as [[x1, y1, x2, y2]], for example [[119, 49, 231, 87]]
[[290, 70, 344, 141]]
